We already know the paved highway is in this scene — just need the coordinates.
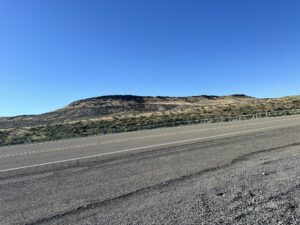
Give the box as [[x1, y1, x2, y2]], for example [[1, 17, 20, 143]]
[[1, 115, 300, 224], [0, 115, 300, 173]]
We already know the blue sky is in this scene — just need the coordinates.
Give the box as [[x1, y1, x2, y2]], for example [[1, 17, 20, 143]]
[[1, 0, 300, 116]]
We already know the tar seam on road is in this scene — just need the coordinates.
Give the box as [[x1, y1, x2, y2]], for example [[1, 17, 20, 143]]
[[0, 120, 298, 174]]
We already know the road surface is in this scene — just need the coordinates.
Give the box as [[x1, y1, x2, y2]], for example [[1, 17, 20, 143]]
[[1, 115, 300, 224]]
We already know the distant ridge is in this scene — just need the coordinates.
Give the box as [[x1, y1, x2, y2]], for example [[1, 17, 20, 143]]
[[0, 94, 299, 129]]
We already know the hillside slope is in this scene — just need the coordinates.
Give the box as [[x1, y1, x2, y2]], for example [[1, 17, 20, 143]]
[[0, 94, 255, 128]]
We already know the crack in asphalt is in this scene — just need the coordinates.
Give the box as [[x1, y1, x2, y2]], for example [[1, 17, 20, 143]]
[[231, 183, 300, 223], [25, 142, 300, 225]]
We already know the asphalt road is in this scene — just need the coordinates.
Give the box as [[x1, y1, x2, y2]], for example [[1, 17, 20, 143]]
[[1, 115, 300, 173], [1, 115, 300, 224]]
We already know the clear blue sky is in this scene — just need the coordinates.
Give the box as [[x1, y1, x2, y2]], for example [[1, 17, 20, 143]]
[[1, 0, 300, 116]]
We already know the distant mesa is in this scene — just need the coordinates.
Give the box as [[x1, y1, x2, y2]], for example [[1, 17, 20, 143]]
[[1, 93, 299, 130], [230, 94, 253, 98]]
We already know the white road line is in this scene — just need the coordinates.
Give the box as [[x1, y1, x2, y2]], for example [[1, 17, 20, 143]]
[[0, 122, 296, 174], [0, 143, 98, 159]]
